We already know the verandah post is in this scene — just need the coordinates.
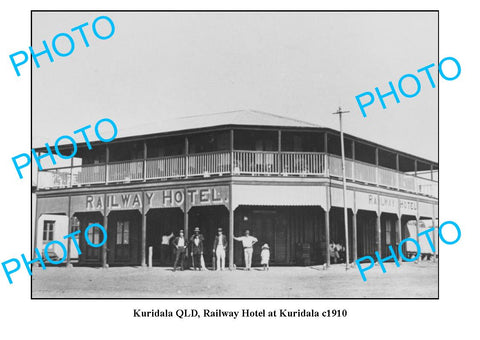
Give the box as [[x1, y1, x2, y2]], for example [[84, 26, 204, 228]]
[[102, 193, 108, 268], [228, 183, 234, 270], [140, 191, 147, 267]]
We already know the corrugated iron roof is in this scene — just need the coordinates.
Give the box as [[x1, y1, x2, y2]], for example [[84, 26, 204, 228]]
[[34, 109, 436, 164], [116, 109, 320, 138]]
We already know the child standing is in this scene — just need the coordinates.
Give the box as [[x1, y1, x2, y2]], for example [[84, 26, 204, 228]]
[[260, 243, 270, 271]]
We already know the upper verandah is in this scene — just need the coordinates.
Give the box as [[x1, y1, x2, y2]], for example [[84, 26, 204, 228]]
[[35, 109, 437, 168], [34, 110, 438, 198]]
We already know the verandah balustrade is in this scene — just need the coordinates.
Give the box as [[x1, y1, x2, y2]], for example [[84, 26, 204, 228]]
[[36, 150, 438, 198]]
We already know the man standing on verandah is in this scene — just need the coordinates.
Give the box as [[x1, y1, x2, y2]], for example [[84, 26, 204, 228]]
[[234, 230, 258, 271]]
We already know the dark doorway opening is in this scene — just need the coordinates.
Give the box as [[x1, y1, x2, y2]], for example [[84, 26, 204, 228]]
[[188, 205, 229, 268], [107, 210, 141, 266], [146, 208, 183, 266]]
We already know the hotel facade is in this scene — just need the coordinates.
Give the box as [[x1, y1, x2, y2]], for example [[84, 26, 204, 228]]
[[33, 110, 438, 268]]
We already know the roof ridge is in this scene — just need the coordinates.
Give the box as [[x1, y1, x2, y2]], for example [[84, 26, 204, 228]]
[[175, 109, 243, 120], [246, 109, 319, 127], [171, 109, 319, 127]]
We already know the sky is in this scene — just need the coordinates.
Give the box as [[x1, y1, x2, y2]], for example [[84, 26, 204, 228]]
[[32, 11, 438, 161]]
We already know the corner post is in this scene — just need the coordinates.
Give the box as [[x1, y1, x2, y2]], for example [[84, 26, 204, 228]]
[[351, 140, 355, 182], [102, 193, 108, 268], [352, 210, 358, 263], [277, 130, 282, 174], [66, 195, 73, 268], [228, 183, 234, 270], [325, 185, 331, 266], [185, 136, 189, 178], [395, 216, 402, 263], [230, 129, 234, 175], [432, 204, 437, 263], [143, 141, 147, 182], [183, 187, 189, 237], [105, 145, 109, 185], [140, 191, 147, 267], [376, 211, 381, 257]]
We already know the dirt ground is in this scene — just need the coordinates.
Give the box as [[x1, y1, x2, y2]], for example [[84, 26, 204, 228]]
[[31, 261, 438, 298]]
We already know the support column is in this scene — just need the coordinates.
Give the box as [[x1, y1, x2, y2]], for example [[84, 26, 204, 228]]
[[33, 196, 39, 260], [140, 192, 147, 267], [102, 193, 108, 268], [325, 209, 330, 266], [69, 157, 74, 187], [396, 154, 400, 190], [352, 211, 357, 262], [395, 217, 402, 263], [352, 140, 355, 182], [228, 184, 234, 270], [376, 213, 381, 257], [185, 137, 189, 178], [183, 188, 189, 237], [105, 145, 109, 184], [432, 204, 437, 262], [230, 129, 234, 174], [66, 195, 73, 268], [415, 200, 420, 262], [277, 130, 282, 174], [325, 185, 331, 266], [143, 141, 147, 182]]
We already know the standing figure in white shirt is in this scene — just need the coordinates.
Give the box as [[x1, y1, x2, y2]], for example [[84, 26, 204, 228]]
[[160, 232, 174, 266], [234, 230, 258, 270]]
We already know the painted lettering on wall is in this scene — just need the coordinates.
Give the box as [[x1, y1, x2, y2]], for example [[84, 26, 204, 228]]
[[368, 195, 396, 209], [85, 192, 154, 210], [154, 186, 229, 209], [399, 199, 417, 214]]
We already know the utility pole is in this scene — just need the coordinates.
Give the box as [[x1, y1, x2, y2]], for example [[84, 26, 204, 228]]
[[332, 107, 350, 270]]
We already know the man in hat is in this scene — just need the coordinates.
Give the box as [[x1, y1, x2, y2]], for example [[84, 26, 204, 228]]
[[213, 227, 228, 271], [172, 229, 188, 271], [189, 227, 204, 244], [234, 230, 258, 270], [190, 227, 205, 270], [190, 233, 204, 270]]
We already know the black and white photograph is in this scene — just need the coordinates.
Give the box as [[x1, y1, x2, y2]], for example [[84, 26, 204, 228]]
[[31, 11, 438, 298], [1, 1, 478, 339]]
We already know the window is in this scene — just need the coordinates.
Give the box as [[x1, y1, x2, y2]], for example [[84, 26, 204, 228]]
[[87, 223, 101, 245], [116, 221, 130, 245], [43, 221, 55, 243]]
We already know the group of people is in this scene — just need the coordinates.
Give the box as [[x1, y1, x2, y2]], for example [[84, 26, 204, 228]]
[[161, 227, 271, 271]]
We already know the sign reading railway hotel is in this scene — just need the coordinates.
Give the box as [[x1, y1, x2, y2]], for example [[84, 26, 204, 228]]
[[81, 186, 229, 212]]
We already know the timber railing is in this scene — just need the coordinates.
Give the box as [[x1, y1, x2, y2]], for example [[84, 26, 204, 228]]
[[36, 151, 438, 198]]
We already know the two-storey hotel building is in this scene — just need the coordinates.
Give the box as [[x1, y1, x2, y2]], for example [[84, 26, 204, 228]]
[[33, 110, 438, 268]]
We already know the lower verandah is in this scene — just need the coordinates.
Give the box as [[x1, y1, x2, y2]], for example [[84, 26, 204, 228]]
[[72, 206, 408, 267]]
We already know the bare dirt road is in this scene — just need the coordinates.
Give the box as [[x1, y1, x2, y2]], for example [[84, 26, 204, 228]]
[[32, 261, 438, 298]]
